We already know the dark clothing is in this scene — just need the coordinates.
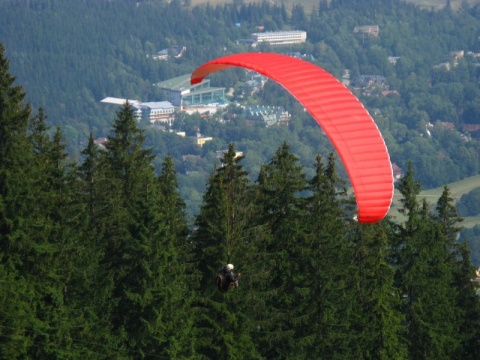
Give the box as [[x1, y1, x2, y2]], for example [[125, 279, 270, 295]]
[[216, 267, 240, 292], [222, 268, 239, 284]]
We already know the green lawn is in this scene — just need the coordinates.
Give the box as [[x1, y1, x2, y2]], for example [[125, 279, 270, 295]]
[[389, 174, 480, 228]]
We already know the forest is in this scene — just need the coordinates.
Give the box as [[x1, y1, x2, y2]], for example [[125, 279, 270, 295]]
[[1, 39, 480, 358], [2, 0, 480, 223], [1, 0, 480, 357]]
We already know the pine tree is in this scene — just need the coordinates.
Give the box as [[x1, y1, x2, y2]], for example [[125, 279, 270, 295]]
[[395, 166, 462, 359], [433, 186, 480, 360], [100, 103, 195, 358], [0, 45, 50, 357], [192, 144, 261, 359], [251, 141, 309, 359], [153, 155, 197, 358], [454, 242, 480, 360], [351, 222, 408, 359], [75, 133, 119, 356], [302, 154, 363, 359], [25, 120, 86, 357], [0, 43, 33, 265]]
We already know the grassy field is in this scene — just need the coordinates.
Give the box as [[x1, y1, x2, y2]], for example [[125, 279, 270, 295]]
[[389, 174, 480, 227], [188, 0, 480, 13]]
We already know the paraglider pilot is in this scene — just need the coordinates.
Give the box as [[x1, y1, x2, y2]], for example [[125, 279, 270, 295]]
[[216, 263, 240, 292]]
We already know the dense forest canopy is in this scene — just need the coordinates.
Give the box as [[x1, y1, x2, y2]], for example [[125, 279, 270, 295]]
[[1, 1, 480, 357], [1, 42, 480, 357], [2, 0, 480, 220]]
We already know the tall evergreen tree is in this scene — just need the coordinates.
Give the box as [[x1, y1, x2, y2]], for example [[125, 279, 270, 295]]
[[100, 103, 195, 358], [0, 42, 33, 266], [0, 71, 33, 352], [192, 144, 261, 359], [153, 155, 197, 358], [303, 154, 362, 359], [454, 242, 480, 360], [433, 186, 480, 360], [25, 123, 82, 358], [251, 141, 309, 359], [395, 166, 463, 359], [351, 222, 408, 359], [75, 133, 119, 356]]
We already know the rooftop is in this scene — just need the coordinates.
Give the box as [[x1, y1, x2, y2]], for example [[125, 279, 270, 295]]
[[101, 97, 141, 105], [156, 74, 194, 91], [140, 101, 175, 110]]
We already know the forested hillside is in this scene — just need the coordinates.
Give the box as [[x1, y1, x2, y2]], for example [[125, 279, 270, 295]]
[[2, 0, 480, 222], [1, 41, 480, 357]]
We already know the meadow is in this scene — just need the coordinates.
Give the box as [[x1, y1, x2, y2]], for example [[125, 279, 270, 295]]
[[389, 174, 480, 227]]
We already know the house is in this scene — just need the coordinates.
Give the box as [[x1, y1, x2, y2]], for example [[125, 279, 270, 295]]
[[352, 75, 389, 96], [243, 73, 268, 96], [151, 45, 186, 61], [437, 121, 455, 130], [216, 150, 244, 160], [388, 56, 400, 65], [94, 137, 108, 149], [152, 49, 169, 61], [354, 75, 386, 87], [353, 25, 379, 37], [392, 163, 403, 181], [244, 105, 290, 127], [434, 62, 451, 71], [380, 90, 400, 97], [194, 133, 213, 147]]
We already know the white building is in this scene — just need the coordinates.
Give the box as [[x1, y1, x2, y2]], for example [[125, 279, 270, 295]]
[[101, 97, 175, 125], [251, 30, 307, 47], [135, 101, 175, 126]]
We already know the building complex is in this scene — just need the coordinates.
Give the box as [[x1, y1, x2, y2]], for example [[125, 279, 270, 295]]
[[155, 74, 227, 107], [100, 97, 175, 126], [251, 30, 307, 46]]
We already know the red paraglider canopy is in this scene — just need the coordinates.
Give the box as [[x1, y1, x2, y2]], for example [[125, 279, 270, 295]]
[[191, 52, 393, 223]]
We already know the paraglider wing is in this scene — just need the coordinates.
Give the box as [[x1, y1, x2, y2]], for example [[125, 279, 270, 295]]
[[191, 53, 393, 223]]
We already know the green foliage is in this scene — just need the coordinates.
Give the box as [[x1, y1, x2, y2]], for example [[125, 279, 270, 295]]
[[393, 166, 476, 360], [461, 225, 480, 265], [191, 144, 261, 359], [2, 3, 480, 357], [457, 186, 480, 217], [2, 0, 480, 193]]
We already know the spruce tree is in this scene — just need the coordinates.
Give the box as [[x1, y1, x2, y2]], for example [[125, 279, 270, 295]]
[[433, 186, 480, 360], [303, 154, 362, 359], [454, 242, 480, 360], [251, 141, 309, 359], [100, 103, 195, 358], [351, 223, 408, 359], [192, 144, 261, 359], [75, 133, 119, 356], [395, 166, 462, 359], [0, 42, 33, 266], [154, 155, 197, 358], [0, 45, 62, 357]]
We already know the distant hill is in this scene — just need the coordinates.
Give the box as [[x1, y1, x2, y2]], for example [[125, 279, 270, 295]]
[[189, 0, 480, 12]]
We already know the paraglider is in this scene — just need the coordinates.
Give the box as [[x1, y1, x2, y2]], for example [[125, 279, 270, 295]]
[[216, 264, 241, 292], [191, 52, 393, 223]]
